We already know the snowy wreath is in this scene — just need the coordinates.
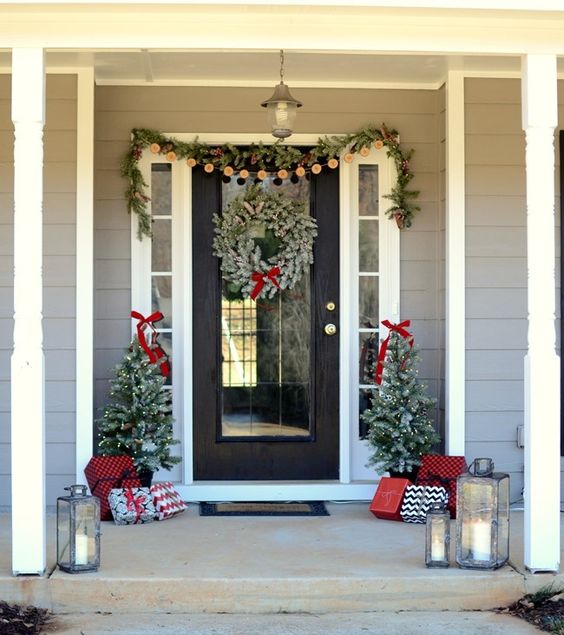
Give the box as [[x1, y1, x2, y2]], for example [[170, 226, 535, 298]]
[[212, 184, 318, 301]]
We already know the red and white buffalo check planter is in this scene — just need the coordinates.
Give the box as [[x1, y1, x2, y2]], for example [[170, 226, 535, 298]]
[[150, 481, 188, 520]]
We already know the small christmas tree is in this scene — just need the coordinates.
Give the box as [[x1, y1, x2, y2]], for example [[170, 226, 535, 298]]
[[362, 327, 440, 476], [97, 337, 180, 474]]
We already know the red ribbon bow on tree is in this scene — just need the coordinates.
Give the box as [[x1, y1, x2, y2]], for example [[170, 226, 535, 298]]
[[250, 266, 281, 301], [374, 319, 414, 385], [124, 488, 145, 524], [130, 310, 170, 378]]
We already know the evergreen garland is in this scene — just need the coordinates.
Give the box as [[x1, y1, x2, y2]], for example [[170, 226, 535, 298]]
[[362, 329, 440, 475], [97, 337, 181, 473], [212, 184, 317, 300], [121, 124, 419, 239]]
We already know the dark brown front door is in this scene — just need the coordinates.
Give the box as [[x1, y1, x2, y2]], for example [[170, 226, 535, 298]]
[[192, 166, 339, 480]]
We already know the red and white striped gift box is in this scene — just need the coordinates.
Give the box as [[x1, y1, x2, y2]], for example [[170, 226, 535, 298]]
[[150, 481, 188, 520]]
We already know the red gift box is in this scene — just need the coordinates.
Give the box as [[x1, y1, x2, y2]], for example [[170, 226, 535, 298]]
[[416, 454, 467, 519], [84, 455, 141, 520], [369, 477, 411, 521]]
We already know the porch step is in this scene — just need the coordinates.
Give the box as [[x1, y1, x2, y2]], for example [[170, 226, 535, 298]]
[[45, 570, 524, 614], [0, 505, 533, 614]]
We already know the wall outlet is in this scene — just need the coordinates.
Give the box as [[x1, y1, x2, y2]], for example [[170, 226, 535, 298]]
[[517, 425, 525, 448]]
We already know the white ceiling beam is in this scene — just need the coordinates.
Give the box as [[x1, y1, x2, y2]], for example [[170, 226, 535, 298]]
[[2, 7, 564, 55]]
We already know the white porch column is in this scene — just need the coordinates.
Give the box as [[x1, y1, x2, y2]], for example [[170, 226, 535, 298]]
[[10, 48, 46, 575], [75, 67, 95, 481], [445, 71, 466, 456], [521, 54, 560, 573]]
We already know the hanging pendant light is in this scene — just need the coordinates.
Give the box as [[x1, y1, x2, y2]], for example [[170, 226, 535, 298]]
[[261, 50, 303, 139]]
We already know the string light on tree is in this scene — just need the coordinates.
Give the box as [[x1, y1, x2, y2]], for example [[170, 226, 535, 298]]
[[97, 336, 180, 475], [362, 320, 440, 478]]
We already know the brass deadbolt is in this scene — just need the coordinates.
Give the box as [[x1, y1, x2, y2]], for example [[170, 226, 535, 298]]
[[326, 301, 336, 312]]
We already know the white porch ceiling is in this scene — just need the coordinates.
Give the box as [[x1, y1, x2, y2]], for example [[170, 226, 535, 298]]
[[0, 49, 545, 88]]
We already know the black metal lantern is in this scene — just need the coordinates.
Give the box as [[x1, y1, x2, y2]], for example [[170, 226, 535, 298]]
[[456, 458, 510, 570], [425, 502, 450, 568], [57, 484, 101, 573], [261, 50, 302, 139]]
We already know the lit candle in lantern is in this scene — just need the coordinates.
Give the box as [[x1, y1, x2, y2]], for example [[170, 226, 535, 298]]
[[75, 533, 89, 565], [471, 519, 491, 561], [431, 537, 445, 561]]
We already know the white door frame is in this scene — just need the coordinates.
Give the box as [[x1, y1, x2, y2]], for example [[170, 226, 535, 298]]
[[132, 132, 399, 501]]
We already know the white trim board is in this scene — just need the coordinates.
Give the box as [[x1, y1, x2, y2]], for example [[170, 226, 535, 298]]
[[445, 70, 465, 456], [95, 79, 445, 90], [177, 482, 377, 503], [75, 66, 95, 482]]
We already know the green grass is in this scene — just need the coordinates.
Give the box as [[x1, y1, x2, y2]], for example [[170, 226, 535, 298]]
[[545, 617, 564, 635], [528, 583, 562, 605]]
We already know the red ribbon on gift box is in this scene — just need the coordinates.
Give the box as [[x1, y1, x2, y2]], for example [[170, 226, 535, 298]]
[[374, 319, 414, 385], [125, 488, 145, 524], [380, 490, 401, 508], [131, 310, 170, 377], [250, 266, 281, 301]]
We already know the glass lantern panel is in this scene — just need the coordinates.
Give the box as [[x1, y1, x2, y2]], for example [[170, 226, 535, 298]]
[[457, 476, 496, 567], [267, 102, 297, 133], [57, 499, 71, 567], [74, 500, 99, 566], [426, 514, 450, 567], [496, 474, 510, 566]]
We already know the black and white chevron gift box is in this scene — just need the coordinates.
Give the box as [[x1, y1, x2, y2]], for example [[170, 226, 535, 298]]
[[399, 484, 449, 524]]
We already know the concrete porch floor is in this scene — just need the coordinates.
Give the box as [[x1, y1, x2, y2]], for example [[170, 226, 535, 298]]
[[0, 503, 561, 615]]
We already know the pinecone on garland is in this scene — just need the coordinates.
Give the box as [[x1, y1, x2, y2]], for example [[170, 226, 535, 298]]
[[362, 327, 440, 477], [97, 336, 180, 474]]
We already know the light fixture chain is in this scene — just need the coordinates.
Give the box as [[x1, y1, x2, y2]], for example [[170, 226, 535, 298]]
[[280, 49, 284, 83]]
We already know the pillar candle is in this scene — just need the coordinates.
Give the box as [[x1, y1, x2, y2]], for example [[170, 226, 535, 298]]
[[471, 519, 492, 561], [75, 533, 89, 565]]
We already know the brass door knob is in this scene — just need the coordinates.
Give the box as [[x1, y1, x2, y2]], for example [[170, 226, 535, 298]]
[[324, 323, 337, 336]]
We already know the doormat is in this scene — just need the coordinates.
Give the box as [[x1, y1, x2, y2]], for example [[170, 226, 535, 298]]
[[199, 501, 329, 517]]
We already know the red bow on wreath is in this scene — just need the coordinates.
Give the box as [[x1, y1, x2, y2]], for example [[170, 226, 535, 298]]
[[374, 319, 414, 385], [131, 310, 170, 378], [250, 266, 281, 301], [124, 488, 145, 524]]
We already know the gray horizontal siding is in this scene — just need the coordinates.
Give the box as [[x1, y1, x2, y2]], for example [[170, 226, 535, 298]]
[[464, 75, 564, 500], [465, 78, 527, 499], [0, 74, 77, 506]]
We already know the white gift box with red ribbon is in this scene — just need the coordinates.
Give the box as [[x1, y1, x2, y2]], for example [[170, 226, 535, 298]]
[[150, 481, 188, 520]]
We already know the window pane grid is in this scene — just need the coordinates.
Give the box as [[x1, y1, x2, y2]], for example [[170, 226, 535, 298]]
[[151, 163, 173, 389], [357, 164, 379, 437], [221, 298, 257, 387]]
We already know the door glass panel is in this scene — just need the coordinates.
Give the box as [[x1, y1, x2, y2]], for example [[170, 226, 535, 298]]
[[220, 177, 311, 439], [359, 165, 379, 216], [359, 219, 379, 271], [359, 275, 379, 329], [151, 275, 172, 328], [359, 333, 378, 386], [151, 163, 171, 214], [151, 219, 172, 271], [357, 163, 380, 439]]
